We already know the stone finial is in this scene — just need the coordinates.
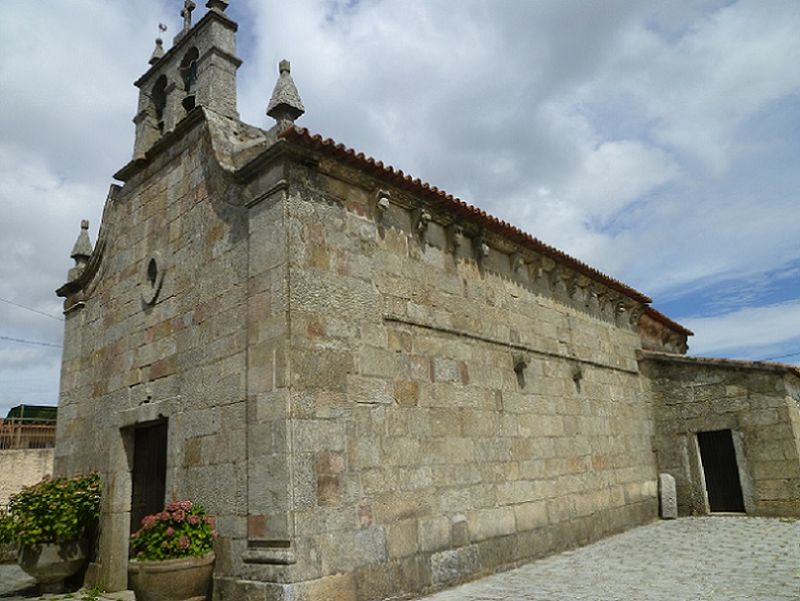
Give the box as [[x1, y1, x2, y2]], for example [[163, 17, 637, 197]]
[[206, 0, 229, 12], [267, 59, 305, 126], [70, 220, 93, 263], [149, 37, 165, 65], [67, 220, 93, 282]]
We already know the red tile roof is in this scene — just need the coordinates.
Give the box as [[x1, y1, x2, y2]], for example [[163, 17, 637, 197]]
[[280, 127, 652, 304], [643, 307, 694, 336]]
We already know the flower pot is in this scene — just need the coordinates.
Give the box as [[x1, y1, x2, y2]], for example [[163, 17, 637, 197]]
[[128, 552, 214, 601], [18, 539, 89, 593]]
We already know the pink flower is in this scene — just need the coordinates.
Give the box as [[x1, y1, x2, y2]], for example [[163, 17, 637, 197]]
[[157, 511, 169, 521], [142, 515, 157, 530], [188, 515, 201, 526], [167, 501, 180, 512], [173, 510, 186, 522], [180, 500, 192, 511], [178, 536, 190, 550], [165, 527, 175, 537]]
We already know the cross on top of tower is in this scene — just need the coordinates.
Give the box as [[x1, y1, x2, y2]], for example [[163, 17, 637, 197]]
[[181, 0, 197, 33]]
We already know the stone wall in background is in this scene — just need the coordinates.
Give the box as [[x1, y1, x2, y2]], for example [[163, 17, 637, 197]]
[[641, 352, 800, 517], [0, 448, 53, 564], [0, 448, 53, 507]]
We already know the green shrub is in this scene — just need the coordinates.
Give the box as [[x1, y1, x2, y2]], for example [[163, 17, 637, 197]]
[[0, 473, 101, 546], [130, 500, 216, 561]]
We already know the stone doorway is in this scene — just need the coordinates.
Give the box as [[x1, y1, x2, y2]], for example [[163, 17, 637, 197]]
[[129, 420, 168, 533], [697, 429, 745, 513]]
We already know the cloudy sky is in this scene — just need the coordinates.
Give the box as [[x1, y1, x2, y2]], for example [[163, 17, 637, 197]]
[[0, 0, 798, 417]]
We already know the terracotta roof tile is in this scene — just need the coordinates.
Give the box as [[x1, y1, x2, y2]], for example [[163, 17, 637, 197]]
[[280, 127, 652, 304], [643, 307, 694, 336]]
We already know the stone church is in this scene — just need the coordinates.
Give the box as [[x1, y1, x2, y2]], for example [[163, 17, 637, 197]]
[[54, 2, 800, 599]]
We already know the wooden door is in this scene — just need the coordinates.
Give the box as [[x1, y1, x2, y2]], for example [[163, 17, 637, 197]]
[[130, 420, 168, 533]]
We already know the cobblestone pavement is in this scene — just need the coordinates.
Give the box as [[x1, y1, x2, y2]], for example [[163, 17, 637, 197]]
[[0, 563, 37, 600], [1, 517, 797, 600], [419, 517, 800, 601]]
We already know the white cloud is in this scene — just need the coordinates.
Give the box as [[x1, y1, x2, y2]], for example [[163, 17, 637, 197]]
[[683, 300, 800, 358], [0, 0, 799, 414]]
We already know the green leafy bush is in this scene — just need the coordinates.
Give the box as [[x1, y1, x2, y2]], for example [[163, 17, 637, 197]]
[[130, 500, 216, 561], [0, 508, 14, 544], [0, 473, 101, 546]]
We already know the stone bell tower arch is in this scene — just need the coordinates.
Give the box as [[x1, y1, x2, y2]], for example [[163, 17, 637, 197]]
[[131, 0, 241, 159]]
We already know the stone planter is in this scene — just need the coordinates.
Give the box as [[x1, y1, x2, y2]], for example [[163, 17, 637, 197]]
[[18, 539, 89, 593], [128, 552, 214, 601]]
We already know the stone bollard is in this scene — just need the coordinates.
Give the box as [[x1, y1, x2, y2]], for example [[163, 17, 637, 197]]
[[659, 473, 677, 519]]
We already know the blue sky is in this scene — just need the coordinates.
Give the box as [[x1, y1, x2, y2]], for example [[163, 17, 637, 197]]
[[0, 0, 798, 417]]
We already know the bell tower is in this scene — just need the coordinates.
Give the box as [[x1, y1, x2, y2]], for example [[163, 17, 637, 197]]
[[131, 0, 241, 159]]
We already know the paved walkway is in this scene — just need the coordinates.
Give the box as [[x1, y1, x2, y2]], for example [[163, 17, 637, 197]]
[[0, 563, 37, 600], [419, 517, 800, 601], [1, 517, 797, 600]]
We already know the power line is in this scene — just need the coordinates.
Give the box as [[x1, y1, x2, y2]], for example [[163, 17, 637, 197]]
[[0, 335, 62, 349], [0, 297, 63, 322], [762, 350, 800, 361]]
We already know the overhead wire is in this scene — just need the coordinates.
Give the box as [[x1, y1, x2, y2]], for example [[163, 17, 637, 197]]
[[0, 297, 63, 321], [0, 335, 62, 349], [761, 350, 800, 361]]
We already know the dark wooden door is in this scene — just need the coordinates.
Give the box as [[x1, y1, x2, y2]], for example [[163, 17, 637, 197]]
[[130, 420, 168, 534], [697, 429, 745, 512]]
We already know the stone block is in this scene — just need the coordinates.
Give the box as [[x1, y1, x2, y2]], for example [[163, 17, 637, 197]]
[[467, 507, 516, 541], [514, 501, 549, 531], [347, 375, 394, 405], [386, 518, 419, 558], [393, 380, 419, 407], [418, 515, 450, 552], [450, 514, 469, 547], [658, 473, 677, 519], [430, 544, 481, 586]]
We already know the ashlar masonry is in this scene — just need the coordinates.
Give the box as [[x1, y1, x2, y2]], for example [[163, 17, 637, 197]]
[[55, 3, 800, 599]]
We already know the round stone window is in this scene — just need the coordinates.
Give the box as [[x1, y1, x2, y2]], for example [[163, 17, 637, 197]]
[[141, 251, 166, 305]]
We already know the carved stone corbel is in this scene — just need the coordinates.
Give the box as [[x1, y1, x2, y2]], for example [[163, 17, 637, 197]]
[[376, 189, 391, 212], [551, 266, 570, 298], [586, 284, 601, 315], [510, 251, 526, 276], [539, 257, 556, 291], [628, 304, 645, 329], [570, 275, 590, 305], [447, 223, 463, 254], [473, 234, 491, 262], [414, 208, 432, 238], [528, 255, 543, 281]]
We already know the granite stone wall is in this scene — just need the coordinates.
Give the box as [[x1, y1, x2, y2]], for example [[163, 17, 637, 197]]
[[226, 158, 660, 599], [57, 117, 665, 600], [56, 120, 252, 591], [641, 352, 800, 517]]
